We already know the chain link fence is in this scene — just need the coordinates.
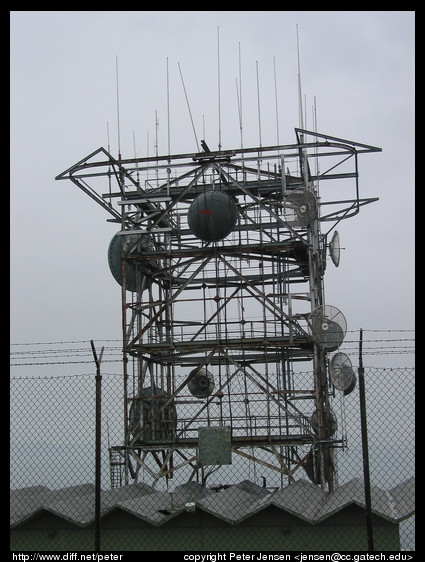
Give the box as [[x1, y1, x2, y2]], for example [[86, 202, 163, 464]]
[[10, 360, 414, 552]]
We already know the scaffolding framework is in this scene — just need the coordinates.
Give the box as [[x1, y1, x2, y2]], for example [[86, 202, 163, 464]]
[[56, 128, 380, 491]]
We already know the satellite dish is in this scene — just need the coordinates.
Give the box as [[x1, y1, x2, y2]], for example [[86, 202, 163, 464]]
[[310, 408, 338, 438], [329, 230, 341, 267], [188, 191, 238, 242], [108, 232, 153, 292], [330, 353, 357, 395], [282, 188, 317, 227], [187, 368, 215, 398], [308, 305, 347, 351]]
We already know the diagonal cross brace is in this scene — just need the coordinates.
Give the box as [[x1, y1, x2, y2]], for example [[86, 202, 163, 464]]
[[217, 254, 310, 339]]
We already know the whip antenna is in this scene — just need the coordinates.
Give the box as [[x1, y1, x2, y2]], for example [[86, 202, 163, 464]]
[[217, 26, 222, 151], [178, 62, 200, 152], [115, 55, 122, 159]]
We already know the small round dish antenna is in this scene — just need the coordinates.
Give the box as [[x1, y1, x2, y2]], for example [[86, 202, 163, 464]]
[[307, 305, 347, 351], [187, 367, 215, 398], [330, 352, 357, 395], [329, 230, 341, 267], [282, 188, 317, 227], [310, 408, 338, 438]]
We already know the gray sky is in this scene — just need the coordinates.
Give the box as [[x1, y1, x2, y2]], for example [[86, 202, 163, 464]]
[[10, 11, 415, 369]]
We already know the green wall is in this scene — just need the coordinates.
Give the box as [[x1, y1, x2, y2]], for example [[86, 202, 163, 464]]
[[10, 505, 400, 552]]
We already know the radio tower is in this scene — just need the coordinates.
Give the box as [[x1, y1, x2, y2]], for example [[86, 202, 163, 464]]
[[57, 75, 380, 492]]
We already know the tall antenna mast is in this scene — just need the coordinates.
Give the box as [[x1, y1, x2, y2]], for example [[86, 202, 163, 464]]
[[217, 26, 222, 151], [166, 57, 171, 157], [155, 110, 159, 183], [132, 130, 139, 184], [115, 55, 122, 159], [296, 24, 308, 186], [273, 56, 280, 147], [296, 25, 304, 132], [178, 62, 200, 152], [155, 109, 159, 158], [256, 60, 262, 148], [237, 42, 244, 151]]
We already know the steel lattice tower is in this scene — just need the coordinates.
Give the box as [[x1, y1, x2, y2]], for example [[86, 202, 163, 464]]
[[56, 128, 380, 491]]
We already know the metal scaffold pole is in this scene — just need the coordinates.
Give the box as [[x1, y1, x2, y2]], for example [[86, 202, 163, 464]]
[[91, 340, 104, 553], [358, 328, 374, 551]]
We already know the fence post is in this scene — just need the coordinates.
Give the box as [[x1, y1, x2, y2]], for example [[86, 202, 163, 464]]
[[91, 340, 104, 553], [358, 329, 374, 551]]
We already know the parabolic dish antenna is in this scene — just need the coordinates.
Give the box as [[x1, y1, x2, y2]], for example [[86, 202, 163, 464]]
[[310, 408, 338, 438], [108, 232, 153, 292], [187, 367, 215, 398], [303, 444, 334, 484], [330, 352, 357, 395], [307, 305, 347, 351], [282, 188, 317, 227], [329, 230, 341, 267]]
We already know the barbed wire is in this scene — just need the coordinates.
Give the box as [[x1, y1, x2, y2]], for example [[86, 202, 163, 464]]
[[10, 372, 123, 381], [10, 330, 414, 366]]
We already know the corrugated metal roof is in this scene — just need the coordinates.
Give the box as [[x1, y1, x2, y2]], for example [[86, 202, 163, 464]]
[[10, 477, 414, 529], [268, 479, 326, 523]]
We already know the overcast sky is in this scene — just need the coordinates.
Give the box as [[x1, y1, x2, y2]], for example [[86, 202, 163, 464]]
[[10, 11, 414, 370]]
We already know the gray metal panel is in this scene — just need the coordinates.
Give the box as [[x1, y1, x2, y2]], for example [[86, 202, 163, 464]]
[[198, 426, 232, 465]]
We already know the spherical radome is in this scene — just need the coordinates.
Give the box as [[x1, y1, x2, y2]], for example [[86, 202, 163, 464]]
[[188, 191, 238, 242]]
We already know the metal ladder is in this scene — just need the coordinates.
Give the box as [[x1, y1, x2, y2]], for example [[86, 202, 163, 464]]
[[109, 448, 125, 488]]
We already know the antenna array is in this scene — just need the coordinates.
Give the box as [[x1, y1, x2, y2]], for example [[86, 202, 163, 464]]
[[56, 30, 381, 491], [57, 126, 380, 491]]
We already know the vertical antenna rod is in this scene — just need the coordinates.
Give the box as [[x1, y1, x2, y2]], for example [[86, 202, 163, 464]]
[[296, 25, 304, 131], [237, 42, 244, 151], [155, 110, 159, 183], [133, 130, 140, 185], [273, 56, 280, 147], [296, 24, 308, 186], [115, 55, 122, 159], [256, 60, 262, 147], [166, 57, 171, 156], [217, 26, 222, 151], [155, 109, 159, 158], [178, 62, 200, 152]]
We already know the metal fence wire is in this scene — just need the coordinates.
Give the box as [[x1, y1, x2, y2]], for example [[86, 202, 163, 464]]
[[10, 366, 414, 552]]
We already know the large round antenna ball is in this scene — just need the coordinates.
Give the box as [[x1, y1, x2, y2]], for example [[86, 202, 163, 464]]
[[188, 191, 238, 242]]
